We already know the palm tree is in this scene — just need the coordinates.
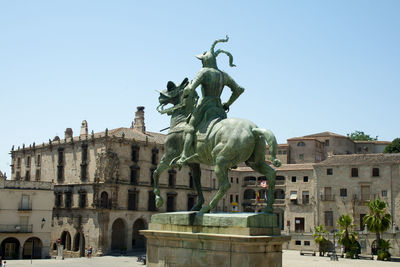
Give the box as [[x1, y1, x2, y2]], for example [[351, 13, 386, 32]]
[[363, 198, 392, 255], [336, 214, 358, 258], [313, 225, 328, 256]]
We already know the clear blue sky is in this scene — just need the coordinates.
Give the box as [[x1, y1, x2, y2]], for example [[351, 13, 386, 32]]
[[1, 1, 399, 176]]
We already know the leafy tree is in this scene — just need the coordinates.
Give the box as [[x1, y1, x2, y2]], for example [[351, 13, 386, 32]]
[[363, 198, 392, 260], [336, 214, 359, 258], [313, 225, 328, 256], [383, 138, 400, 153], [348, 131, 378, 141]]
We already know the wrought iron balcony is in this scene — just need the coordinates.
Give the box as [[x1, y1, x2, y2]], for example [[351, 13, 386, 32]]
[[0, 224, 33, 233]]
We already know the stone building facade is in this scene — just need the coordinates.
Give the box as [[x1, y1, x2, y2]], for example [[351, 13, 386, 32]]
[[223, 132, 399, 255], [0, 175, 53, 259], [8, 107, 216, 257]]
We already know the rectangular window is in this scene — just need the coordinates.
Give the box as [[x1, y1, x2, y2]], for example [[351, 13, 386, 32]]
[[295, 217, 305, 232], [81, 164, 87, 181], [187, 195, 196, 210], [57, 166, 64, 181], [302, 191, 309, 204], [128, 191, 137, 210], [372, 168, 380, 177], [36, 155, 41, 167], [25, 170, 30, 181], [327, 168, 333, 175], [151, 148, 159, 165], [290, 191, 298, 204], [324, 211, 333, 226], [236, 178, 239, 184], [20, 195, 31, 210], [81, 144, 88, 162], [131, 145, 139, 162], [58, 148, 64, 165], [35, 169, 41, 181], [230, 194, 233, 203], [382, 190, 387, 197], [340, 188, 347, 197], [303, 176, 308, 182], [55, 193, 62, 207], [166, 194, 176, 212], [291, 176, 296, 182], [16, 171, 21, 180], [351, 168, 359, 177], [299, 154, 304, 160], [230, 177, 233, 183], [295, 240, 301, 245], [168, 170, 176, 187], [236, 195, 239, 203], [325, 140, 329, 146], [65, 192, 72, 208], [27, 156, 31, 167], [361, 185, 370, 201], [79, 192, 87, 208], [17, 157, 21, 168], [323, 187, 333, 200], [130, 167, 139, 185], [304, 241, 310, 246]]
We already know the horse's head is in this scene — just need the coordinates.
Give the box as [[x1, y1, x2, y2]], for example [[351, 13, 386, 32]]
[[157, 78, 197, 115]]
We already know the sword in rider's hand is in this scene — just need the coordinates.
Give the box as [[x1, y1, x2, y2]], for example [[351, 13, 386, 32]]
[[160, 126, 170, 132]]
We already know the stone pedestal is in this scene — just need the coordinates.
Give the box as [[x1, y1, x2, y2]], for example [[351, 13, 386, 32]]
[[141, 212, 290, 267]]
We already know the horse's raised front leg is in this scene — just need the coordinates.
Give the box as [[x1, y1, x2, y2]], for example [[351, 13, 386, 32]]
[[153, 154, 172, 208], [188, 163, 204, 211], [199, 156, 231, 214]]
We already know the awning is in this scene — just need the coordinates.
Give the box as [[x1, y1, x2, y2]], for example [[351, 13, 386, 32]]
[[290, 193, 298, 200]]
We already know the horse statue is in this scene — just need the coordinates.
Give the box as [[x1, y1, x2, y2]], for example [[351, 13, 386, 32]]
[[153, 78, 281, 214]]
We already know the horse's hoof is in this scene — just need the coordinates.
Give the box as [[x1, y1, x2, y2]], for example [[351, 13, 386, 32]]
[[156, 196, 163, 208]]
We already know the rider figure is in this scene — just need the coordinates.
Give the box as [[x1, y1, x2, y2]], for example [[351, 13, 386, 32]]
[[174, 36, 245, 167]]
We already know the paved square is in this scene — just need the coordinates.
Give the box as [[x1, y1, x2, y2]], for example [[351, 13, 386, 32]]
[[3, 250, 399, 266]]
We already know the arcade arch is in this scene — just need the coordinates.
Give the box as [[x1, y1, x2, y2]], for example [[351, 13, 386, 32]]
[[111, 218, 127, 251]]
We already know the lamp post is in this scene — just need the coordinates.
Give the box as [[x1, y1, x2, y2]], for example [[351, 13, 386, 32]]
[[330, 229, 338, 261]]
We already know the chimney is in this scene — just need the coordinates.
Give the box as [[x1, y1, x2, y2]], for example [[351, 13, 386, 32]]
[[65, 128, 73, 139], [132, 106, 146, 133], [80, 120, 88, 136]]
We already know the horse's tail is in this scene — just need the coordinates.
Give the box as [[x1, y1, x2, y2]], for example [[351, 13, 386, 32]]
[[252, 128, 281, 167]]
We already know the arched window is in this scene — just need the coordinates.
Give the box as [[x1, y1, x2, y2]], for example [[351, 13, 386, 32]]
[[100, 191, 109, 209], [297, 141, 306, 147]]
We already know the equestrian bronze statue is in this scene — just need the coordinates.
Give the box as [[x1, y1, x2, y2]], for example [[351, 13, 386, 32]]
[[153, 36, 281, 214]]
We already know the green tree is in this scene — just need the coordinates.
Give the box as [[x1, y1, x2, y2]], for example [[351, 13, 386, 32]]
[[336, 214, 359, 258], [313, 225, 328, 256], [383, 138, 400, 153], [348, 131, 378, 141], [363, 198, 392, 260]]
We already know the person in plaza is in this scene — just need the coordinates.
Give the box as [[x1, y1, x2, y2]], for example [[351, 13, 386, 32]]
[[87, 246, 93, 258], [173, 35, 245, 167]]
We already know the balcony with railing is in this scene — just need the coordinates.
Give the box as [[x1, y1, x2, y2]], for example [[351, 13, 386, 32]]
[[320, 194, 335, 201], [0, 224, 33, 233], [18, 202, 32, 211]]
